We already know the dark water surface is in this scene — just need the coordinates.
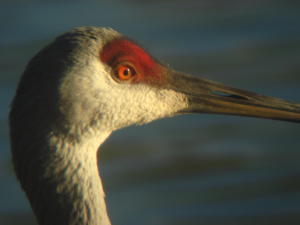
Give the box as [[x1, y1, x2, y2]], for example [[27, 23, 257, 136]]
[[1, 1, 300, 225]]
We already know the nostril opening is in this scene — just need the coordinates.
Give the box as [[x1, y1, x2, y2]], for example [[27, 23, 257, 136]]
[[213, 91, 248, 100], [229, 94, 248, 100]]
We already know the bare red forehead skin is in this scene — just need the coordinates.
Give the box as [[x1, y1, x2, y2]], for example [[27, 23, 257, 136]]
[[100, 38, 165, 84]]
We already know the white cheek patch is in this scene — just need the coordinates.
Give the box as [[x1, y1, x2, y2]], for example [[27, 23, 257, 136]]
[[133, 85, 188, 123], [99, 81, 188, 129]]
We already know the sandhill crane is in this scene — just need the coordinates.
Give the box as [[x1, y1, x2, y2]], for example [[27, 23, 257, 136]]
[[9, 26, 300, 225]]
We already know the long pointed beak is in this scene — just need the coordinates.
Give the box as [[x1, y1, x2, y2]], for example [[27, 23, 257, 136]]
[[168, 71, 300, 123]]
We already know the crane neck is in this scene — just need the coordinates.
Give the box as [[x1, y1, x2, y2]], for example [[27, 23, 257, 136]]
[[22, 130, 112, 225]]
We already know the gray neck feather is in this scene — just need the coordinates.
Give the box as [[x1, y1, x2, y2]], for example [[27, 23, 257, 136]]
[[41, 133, 111, 225], [12, 128, 112, 225]]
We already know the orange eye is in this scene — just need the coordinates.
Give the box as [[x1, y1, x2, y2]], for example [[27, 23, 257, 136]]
[[115, 64, 137, 81]]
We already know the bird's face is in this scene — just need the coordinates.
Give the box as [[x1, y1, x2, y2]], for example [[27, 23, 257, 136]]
[[55, 27, 300, 135], [56, 28, 187, 133], [95, 37, 189, 130]]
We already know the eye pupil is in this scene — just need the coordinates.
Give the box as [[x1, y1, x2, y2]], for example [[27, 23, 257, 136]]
[[123, 68, 130, 76]]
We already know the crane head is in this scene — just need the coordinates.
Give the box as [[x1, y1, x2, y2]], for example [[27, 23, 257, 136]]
[[11, 27, 300, 141]]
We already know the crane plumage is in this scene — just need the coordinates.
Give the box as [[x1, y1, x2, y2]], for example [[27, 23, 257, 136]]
[[9, 26, 300, 225]]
